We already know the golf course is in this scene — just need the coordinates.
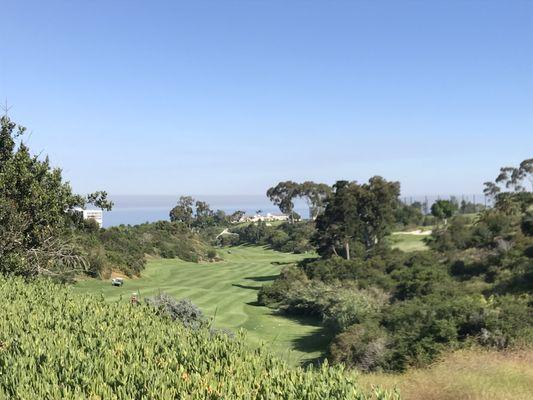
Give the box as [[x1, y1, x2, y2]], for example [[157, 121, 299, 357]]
[[74, 246, 330, 365]]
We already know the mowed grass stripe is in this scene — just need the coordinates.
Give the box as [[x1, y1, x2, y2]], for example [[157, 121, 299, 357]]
[[73, 246, 322, 365]]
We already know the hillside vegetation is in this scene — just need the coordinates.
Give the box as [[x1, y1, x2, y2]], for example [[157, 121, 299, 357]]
[[76, 220, 217, 278], [0, 276, 397, 400], [258, 168, 533, 372]]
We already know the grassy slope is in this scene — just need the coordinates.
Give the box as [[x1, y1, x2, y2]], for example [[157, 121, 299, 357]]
[[74, 246, 329, 366], [389, 233, 429, 252], [358, 349, 533, 400]]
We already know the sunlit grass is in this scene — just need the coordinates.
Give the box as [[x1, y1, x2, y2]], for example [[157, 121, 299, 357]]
[[74, 246, 322, 366], [389, 234, 429, 252], [358, 348, 533, 400]]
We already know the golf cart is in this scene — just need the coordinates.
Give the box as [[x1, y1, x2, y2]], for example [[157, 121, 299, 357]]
[[111, 277, 124, 287]]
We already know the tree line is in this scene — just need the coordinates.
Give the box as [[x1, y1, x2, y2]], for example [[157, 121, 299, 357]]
[[258, 157, 533, 372]]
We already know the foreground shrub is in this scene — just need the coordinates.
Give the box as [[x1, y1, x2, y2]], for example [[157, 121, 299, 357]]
[[383, 293, 533, 370], [0, 277, 397, 399], [145, 293, 206, 330], [322, 287, 389, 332], [329, 323, 390, 372], [521, 212, 533, 236]]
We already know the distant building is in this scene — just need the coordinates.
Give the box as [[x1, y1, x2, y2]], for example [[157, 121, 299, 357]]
[[238, 213, 289, 223], [74, 208, 103, 227]]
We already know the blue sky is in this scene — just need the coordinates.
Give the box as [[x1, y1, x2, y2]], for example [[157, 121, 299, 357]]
[[1, 0, 532, 196]]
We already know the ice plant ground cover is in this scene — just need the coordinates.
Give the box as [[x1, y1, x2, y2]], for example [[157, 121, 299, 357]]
[[0, 276, 398, 399]]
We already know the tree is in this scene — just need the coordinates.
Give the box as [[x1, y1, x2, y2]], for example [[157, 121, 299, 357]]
[[169, 196, 194, 227], [495, 159, 533, 192], [313, 177, 400, 259], [314, 181, 359, 259], [194, 200, 214, 227], [266, 181, 300, 223], [86, 190, 114, 211], [0, 116, 86, 277], [430, 200, 457, 225], [395, 201, 424, 227], [300, 181, 331, 219], [483, 181, 501, 199], [230, 210, 246, 223], [484, 157, 533, 213], [213, 209, 228, 225]]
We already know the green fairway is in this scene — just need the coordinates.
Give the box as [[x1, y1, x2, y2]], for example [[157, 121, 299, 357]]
[[73, 246, 329, 366]]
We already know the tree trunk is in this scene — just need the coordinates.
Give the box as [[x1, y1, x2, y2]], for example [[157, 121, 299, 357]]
[[344, 241, 350, 260]]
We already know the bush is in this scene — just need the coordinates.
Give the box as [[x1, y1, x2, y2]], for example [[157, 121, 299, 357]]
[[428, 216, 473, 251], [257, 265, 308, 307], [322, 287, 389, 332], [383, 292, 533, 370], [383, 294, 477, 370], [329, 322, 390, 372], [145, 294, 206, 330], [218, 233, 239, 246], [521, 212, 533, 236], [301, 253, 401, 290], [392, 262, 454, 301]]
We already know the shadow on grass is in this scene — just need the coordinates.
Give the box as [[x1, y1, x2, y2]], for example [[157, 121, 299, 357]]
[[270, 261, 294, 266], [232, 283, 262, 291], [245, 300, 332, 366], [280, 314, 334, 366], [245, 274, 279, 282]]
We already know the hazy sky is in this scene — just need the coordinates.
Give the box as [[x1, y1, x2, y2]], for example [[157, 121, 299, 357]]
[[1, 0, 532, 196]]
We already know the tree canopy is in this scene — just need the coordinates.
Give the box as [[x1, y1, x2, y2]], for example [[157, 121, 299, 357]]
[[313, 177, 400, 259], [169, 196, 194, 227], [267, 180, 331, 221], [483, 157, 533, 213], [0, 116, 85, 277], [87, 191, 114, 211], [430, 200, 457, 224]]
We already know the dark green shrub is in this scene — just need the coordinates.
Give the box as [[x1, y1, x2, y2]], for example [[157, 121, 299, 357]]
[[329, 322, 390, 372], [322, 287, 389, 332], [218, 233, 239, 246], [477, 295, 533, 347], [257, 265, 308, 307], [392, 263, 454, 301], [428, 216, 473, 251], [85, 248, 107, 278], [383, 294, 478, 370], [449, 259, 487, 279], [521, 212, 533, 236]]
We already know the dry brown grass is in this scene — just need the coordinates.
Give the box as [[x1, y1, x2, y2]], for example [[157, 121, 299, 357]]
[[358, 348, 533, 400]]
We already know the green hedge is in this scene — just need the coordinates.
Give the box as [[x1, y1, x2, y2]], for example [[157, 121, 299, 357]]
[[0, 277, 398, 399]]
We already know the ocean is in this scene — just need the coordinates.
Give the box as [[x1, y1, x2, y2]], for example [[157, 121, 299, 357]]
[[101, 195, 310, 227], [100, 193, 488, 227]]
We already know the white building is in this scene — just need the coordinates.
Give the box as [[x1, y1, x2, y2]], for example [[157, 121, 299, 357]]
[[74, 208, 103, 227], [239, 213, 289, 223]]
